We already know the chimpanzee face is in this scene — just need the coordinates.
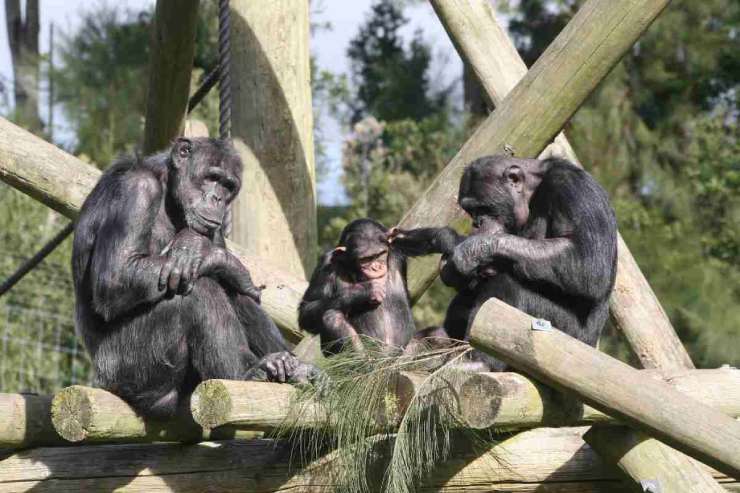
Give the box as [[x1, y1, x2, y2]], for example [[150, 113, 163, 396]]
[[458, 155, 531, 233], [334, 218, 390, 280], [169, 138, 242, 235]]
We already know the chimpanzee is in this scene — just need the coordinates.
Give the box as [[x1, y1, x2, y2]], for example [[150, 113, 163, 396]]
[[392, 155, 618, 370], [298, 219, 419, 355], [72, 137, 313, 418]]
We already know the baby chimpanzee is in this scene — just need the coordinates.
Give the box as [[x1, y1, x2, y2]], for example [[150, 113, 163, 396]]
[[299, 219, 419, 355]]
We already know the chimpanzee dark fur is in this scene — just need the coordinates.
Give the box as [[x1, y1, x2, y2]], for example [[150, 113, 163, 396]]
[[393, 155, 618, 370], [298, 219, 419, 355], [72, 137, 311, 418]]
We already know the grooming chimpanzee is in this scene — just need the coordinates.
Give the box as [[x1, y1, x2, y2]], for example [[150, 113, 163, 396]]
[[393, 155, 618, 370], [72, 137, 313, 418], [298, 219, 419, 356]]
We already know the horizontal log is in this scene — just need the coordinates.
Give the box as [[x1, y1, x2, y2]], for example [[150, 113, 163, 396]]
[[188, 369, 740, 433], [50, 386, 259, 444], [470, 298, 740, 479], [0, 117, 308, 342], [0, 394, 63, 448], [190, 379, 325, 430], [0, 428, 735, 492], [397, 368, 740, 430]]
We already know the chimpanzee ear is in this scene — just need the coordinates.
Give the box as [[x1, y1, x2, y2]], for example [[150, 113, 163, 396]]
[[505, 165, 525, 193], [170, 138, 193, 168], [331, 246, 347, 261]]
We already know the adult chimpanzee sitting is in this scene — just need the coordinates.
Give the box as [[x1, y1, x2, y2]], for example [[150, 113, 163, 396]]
[[392, 155, 618, 370], [299, 218, 420, 355], [72, 137, 313, 418]]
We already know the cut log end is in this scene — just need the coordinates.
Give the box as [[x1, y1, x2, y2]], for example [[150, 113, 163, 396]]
[[457, 372, 504, 429], [191, 380, 233, 430], [51, 385, 94, 442]]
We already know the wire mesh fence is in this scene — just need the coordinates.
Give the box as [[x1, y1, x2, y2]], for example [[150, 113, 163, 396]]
[[0, 302, 92, 394]]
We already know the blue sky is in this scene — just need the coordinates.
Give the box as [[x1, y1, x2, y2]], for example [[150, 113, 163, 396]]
[[0, 0, 467, 205]]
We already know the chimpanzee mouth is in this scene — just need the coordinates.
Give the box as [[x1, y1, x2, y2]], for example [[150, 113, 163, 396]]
[[192, 213, 222, 231]]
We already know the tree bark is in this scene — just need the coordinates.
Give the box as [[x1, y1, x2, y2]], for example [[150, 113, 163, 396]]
[[229, 0, 317, 280], [469, 297, 740, 479], [143, 0, 200, 154]]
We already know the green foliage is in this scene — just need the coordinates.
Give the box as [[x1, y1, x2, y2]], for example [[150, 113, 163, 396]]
[[55, 7, 152, 166], [346, 0, 447, 123]]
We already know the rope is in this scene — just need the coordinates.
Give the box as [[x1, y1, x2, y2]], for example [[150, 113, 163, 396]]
[[218, 0, 232, 140]]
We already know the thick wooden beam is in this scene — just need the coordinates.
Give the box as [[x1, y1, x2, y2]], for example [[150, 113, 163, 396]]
[[185, 369, 740, 432], [0, 428, 735, 492], [428, 0, 691, 370], [49, 386, 260, 444], [0, 393, 63, 448], [0, 117, 308, 342], [469, 298, 740, 478], [51, 386, 202, 444], [584, 426, 727, 493], [190, 379, 325, 430], [142, 0, 200, 154], [229, 0, 317, 279], [398, 368, 740, 430]]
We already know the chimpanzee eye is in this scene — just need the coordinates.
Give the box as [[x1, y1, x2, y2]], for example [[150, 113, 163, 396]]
[[179, 143, 192, 158]]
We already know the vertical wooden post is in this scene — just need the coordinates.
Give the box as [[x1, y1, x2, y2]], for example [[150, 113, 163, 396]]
[[228, 0, 317, 279], [143, 0, 200, 154]]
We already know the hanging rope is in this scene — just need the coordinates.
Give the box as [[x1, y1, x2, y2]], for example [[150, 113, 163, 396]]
[[218, 0, 232, 140]]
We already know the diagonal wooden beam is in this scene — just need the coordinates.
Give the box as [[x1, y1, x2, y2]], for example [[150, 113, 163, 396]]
[[401, 0, 692, 370], [0, 117, 308, 343]]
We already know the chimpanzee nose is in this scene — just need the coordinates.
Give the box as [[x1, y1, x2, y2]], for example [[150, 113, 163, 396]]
[[207, 192, 222, 205]]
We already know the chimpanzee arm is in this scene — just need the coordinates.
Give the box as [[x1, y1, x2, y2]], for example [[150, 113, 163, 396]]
[[390, 227, 464, 257], [87, 172, 169, 321], [199, 248, 263, 302]]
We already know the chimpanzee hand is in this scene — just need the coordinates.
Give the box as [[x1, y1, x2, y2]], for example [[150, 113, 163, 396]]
[[366, 278, 386, 306], [198, 248, 264, 302], [159, 229, 211, 295], [249, 351, 300, 383], [450, 235, 502, 277]]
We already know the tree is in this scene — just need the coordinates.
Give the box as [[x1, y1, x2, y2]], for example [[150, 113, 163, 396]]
[[5, 0, 42, 131]]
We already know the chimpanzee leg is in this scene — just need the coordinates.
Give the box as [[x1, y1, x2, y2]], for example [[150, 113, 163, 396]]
[[185, 278, 253, 380], [230, 293, 290, 358], [92, 298, 189, 418]]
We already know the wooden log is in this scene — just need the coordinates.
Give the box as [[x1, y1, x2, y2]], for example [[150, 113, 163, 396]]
[[50, 386, 259, 444], [584, 426, 727, 493], [0, 428, 735, 492], [469, 298, 740, 478], [142, 0, 200, 154], [190, 379, 325, 430], [0, 393, 63, 448], [429, 0, 692, 370], [396, 368, 740, 430], [400, 0, 671, 306], [0, 117, 309, 342], [229, 0, 317, 279]]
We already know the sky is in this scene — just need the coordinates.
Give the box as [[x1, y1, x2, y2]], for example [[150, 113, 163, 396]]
[[0, 0, 467, 205]]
